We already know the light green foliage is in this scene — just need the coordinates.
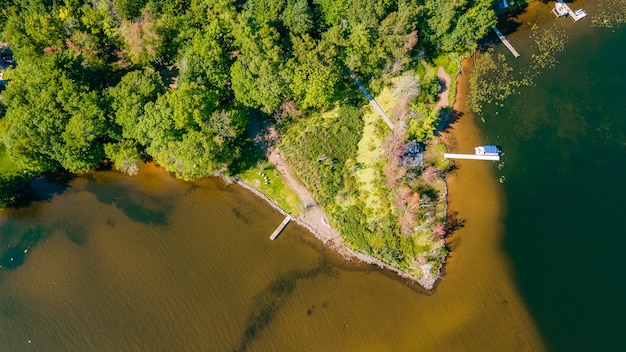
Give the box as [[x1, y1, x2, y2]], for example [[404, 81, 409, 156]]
[[104, 140, 144, 175], [281, 105, 363, 206], [408, 105, 439, 141], [0, 54, 107, 173], [0, 144, 18, 176], [178, 20, 232, 94], [242, 0, 286, 25], [108, 69, 165, 143], [313, 0, 348, 26], [3, 4, 65, 58], [143, 86, 246, 179]]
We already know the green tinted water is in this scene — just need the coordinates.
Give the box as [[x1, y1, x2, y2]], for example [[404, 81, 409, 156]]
[[480, 2, 626, 350]]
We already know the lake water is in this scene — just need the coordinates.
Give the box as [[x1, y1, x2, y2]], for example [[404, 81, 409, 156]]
[[1, 2, 623, 351], [0, 158, 543, 351], [479, 1, 626, 351]]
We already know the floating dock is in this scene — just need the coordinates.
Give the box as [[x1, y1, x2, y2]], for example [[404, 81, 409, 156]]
[[492, 26, 520, 58], [444, 153, 501, 161], [553, 0, 587, 21], [269, 215, 291, 240]]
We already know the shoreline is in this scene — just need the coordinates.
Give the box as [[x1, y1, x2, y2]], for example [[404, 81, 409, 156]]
[[234, 66, 462, 291], [232, 176, 441, 290]]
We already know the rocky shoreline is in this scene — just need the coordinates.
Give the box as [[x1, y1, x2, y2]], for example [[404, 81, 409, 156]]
[[234, 176, 443, 290]]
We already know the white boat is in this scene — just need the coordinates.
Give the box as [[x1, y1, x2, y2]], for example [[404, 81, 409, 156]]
[[475, 145, 501, 156]]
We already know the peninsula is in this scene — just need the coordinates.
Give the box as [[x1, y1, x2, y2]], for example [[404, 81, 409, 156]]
[[0, 0, 500, 289]]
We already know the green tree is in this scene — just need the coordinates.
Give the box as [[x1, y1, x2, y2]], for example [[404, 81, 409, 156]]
[[424, 0, 494, 54], [3, 3, 65, 58], [178, 20, 232, 94], [0, 53, 108, 173], [282, 0, 313, 35], [230, 23, 290, 112], [288, 34, 340, 110], [108, 69, 165, 143], [147, 108, 246, 180], [104, 140, 144, 175]]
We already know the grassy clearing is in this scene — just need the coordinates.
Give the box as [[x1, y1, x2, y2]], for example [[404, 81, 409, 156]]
[[354, 90, 391, 211], [236, 160, 302, 216]]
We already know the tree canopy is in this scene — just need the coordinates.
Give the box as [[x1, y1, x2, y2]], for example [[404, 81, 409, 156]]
[[0, 0, 495, 176]]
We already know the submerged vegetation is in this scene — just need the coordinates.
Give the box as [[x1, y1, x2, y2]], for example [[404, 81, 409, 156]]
[[468, 23, 568, 114], [592, 0, 626, 28], [0, 0, 497, 283]]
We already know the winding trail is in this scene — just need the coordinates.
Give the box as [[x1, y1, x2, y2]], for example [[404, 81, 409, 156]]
[[246, 117, 341, 245]]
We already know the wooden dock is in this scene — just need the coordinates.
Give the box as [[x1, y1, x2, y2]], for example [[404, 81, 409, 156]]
[[269, 215, 291, 240], [444, 153, 500, 161], [492, 26, 520, 58], [553, 0, 587, 22]]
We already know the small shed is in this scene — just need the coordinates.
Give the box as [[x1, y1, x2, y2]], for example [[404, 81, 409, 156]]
[[400, 140, 424, 167]]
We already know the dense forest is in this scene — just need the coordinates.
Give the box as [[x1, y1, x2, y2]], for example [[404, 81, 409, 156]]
[[0, 0, 496, 282]]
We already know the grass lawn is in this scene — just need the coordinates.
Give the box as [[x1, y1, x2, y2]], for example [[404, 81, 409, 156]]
[[236, 160, 302, 216], [354, 87, 392, 212]]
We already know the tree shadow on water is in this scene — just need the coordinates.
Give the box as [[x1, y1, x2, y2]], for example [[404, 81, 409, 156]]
[[235, 259, 333, 352], [11, 171, 74, 209], [84, 180, 170, 227], [0, 225, 50, 269]]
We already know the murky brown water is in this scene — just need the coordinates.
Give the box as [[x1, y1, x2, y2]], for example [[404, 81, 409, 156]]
[[0, 67, 543, 352]]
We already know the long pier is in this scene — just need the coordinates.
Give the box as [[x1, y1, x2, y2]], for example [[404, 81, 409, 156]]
[[492, 26, 520, 58], [269, 215, 291, 240], [444, 153, 500, 161]]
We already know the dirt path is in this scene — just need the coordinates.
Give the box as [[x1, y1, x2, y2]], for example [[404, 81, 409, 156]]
[[435, 66, 452, 112], [246, 118, 341, 244]]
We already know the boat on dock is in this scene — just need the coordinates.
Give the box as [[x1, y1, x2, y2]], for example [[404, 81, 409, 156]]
[[444, 145, 502, 161], [552, 0, 587, 21], [475, 145, 502, 156]]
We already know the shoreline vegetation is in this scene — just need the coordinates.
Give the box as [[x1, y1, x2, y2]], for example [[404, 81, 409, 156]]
[[0, 0, 504, 289]]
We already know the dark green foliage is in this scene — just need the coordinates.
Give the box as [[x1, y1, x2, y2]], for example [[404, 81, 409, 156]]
[[423, 0, 495, 55], [114, 0, 149, 20], [0, 173, 28, 208], [282, 0, 313, 35]]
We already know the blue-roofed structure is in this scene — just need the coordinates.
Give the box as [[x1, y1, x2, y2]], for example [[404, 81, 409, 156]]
[[475, 145, 501, 156]]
